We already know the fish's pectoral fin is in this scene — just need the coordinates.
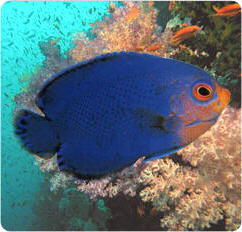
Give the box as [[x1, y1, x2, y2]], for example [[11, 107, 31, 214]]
[[135, 108, 171, 133], [150, 115, 170, 133], [135, 108, 179, 134]]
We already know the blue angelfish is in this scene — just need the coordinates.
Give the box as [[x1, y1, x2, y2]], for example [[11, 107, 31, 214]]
[[15, 52, 230, 179]]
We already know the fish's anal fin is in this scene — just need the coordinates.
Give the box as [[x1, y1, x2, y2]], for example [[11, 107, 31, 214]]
[[56, 141, 117, 180]]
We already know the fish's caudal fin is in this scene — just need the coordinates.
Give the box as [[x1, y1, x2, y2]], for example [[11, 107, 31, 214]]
[[15, 110, 59, 158]]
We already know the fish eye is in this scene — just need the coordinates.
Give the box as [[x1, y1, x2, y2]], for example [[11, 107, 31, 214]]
[[193, 83, 213, 101]]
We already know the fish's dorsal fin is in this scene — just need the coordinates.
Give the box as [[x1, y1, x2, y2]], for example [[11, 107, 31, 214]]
[[36, 51, 141, 119]]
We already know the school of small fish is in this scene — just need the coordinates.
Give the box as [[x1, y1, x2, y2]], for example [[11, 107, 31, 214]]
[[169, 3, 241, 46]]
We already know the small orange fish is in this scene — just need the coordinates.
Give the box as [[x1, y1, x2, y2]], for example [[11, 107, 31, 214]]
[[171, 25, 201, 45], [137, 205, 145, 217], [148, 1, 154, 7], [109, 3, 116, 10], [169, 1, 176, 11], [146, 44, 161, 52], [149, 207, 157, 216], [182, 23, 189, 27], [200, 51, 209, 57], [134, 45, 145, 52], [179, 44, 189, 51], [126, 7, 139, 23], [108, 3, 116, 13], [211, 3, 241, 17]]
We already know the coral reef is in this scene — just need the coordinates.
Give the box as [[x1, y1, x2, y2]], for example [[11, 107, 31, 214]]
[[14, 1, 240, 230], [70, 1, 173, 62], [75, 157, 146, 199]]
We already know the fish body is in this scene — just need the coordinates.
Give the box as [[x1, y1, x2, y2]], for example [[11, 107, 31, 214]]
[[15, 52, 230, 179], [171, 26, 201, 45], [211, 3, 241, 17]]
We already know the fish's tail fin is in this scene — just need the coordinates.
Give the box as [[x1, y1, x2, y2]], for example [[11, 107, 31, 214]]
[[15, 110, 59, 158]]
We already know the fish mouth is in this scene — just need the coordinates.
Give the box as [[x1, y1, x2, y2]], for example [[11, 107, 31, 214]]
[[186, 115, 219, 127], [212, 82, 231, 113]]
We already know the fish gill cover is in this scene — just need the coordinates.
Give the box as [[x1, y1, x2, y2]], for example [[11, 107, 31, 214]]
[[2, 1, 241, 231]]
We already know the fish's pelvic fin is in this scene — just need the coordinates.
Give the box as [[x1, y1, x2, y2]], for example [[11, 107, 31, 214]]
[[15, 110, 59, 158]]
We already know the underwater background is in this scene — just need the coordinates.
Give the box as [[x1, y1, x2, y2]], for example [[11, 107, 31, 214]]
[[1, 1, 241, 231]]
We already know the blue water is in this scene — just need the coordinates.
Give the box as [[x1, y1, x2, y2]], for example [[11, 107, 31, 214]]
[[1, 1, 111, 230]]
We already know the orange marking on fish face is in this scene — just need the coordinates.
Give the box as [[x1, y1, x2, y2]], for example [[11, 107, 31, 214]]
[[178, 93, 197, 123], [187, 82, 230, 120], [176, 93, 217, 144], [211, 82, 231, 113], [179, 120, 215, 145], [126, 7, 139, 23], [170, 93, 212, 144], [171, 82, 230, 145]]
